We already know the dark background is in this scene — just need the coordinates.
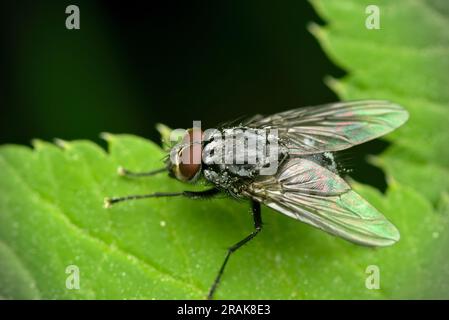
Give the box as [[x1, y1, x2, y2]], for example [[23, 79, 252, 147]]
[[0, 0, 388, 190]]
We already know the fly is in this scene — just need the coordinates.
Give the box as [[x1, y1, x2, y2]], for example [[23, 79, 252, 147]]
[[104, 100, 409, 299]]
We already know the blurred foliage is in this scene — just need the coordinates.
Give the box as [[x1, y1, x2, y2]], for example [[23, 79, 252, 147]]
[[1, 1, 339, 145], [0, 0, 448, 299]]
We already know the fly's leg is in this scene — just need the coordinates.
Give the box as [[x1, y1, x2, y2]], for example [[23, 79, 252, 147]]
[[207, 200, 262, 300], [117, 166, 166, 177], [104, 188, 220, 208]]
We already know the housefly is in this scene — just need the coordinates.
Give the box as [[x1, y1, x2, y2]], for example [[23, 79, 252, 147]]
[[104, 100, 409, 299]]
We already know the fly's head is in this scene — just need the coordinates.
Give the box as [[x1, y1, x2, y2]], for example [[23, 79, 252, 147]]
[[166, 128, 203, 183]]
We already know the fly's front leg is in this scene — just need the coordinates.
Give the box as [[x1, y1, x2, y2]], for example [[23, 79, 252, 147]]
[[207, 200, 262, 300], [182, 188, 221, 199], [117, 166, 167, 177], [104, 188, 220, 208]]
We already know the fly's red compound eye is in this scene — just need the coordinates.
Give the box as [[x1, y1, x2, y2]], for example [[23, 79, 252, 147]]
[[177, 128, 203, 181]]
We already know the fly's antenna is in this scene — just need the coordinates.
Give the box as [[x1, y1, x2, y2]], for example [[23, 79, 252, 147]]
[[117, 166, 167, 177]]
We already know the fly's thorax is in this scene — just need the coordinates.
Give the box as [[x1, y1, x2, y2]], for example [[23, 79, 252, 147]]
[[202, 127, 285, 177], [201, 127, 286, 195], [168, 128, 203, 182], [202, 168, 245, 197]]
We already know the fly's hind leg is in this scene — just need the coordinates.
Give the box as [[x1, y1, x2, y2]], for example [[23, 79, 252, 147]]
[[207, 200, 262, 300]]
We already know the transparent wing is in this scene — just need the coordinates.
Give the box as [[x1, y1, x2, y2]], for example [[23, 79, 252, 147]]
[[245, 158, 400, 246], [245, 100, 409, 154]]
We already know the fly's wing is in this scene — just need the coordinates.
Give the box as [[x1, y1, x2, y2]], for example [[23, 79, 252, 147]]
[[246, 100, 408, 155], [245, 158, 400, 246]]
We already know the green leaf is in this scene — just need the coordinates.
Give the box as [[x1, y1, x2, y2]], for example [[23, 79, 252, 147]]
[[0, 134, 447, 299]]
